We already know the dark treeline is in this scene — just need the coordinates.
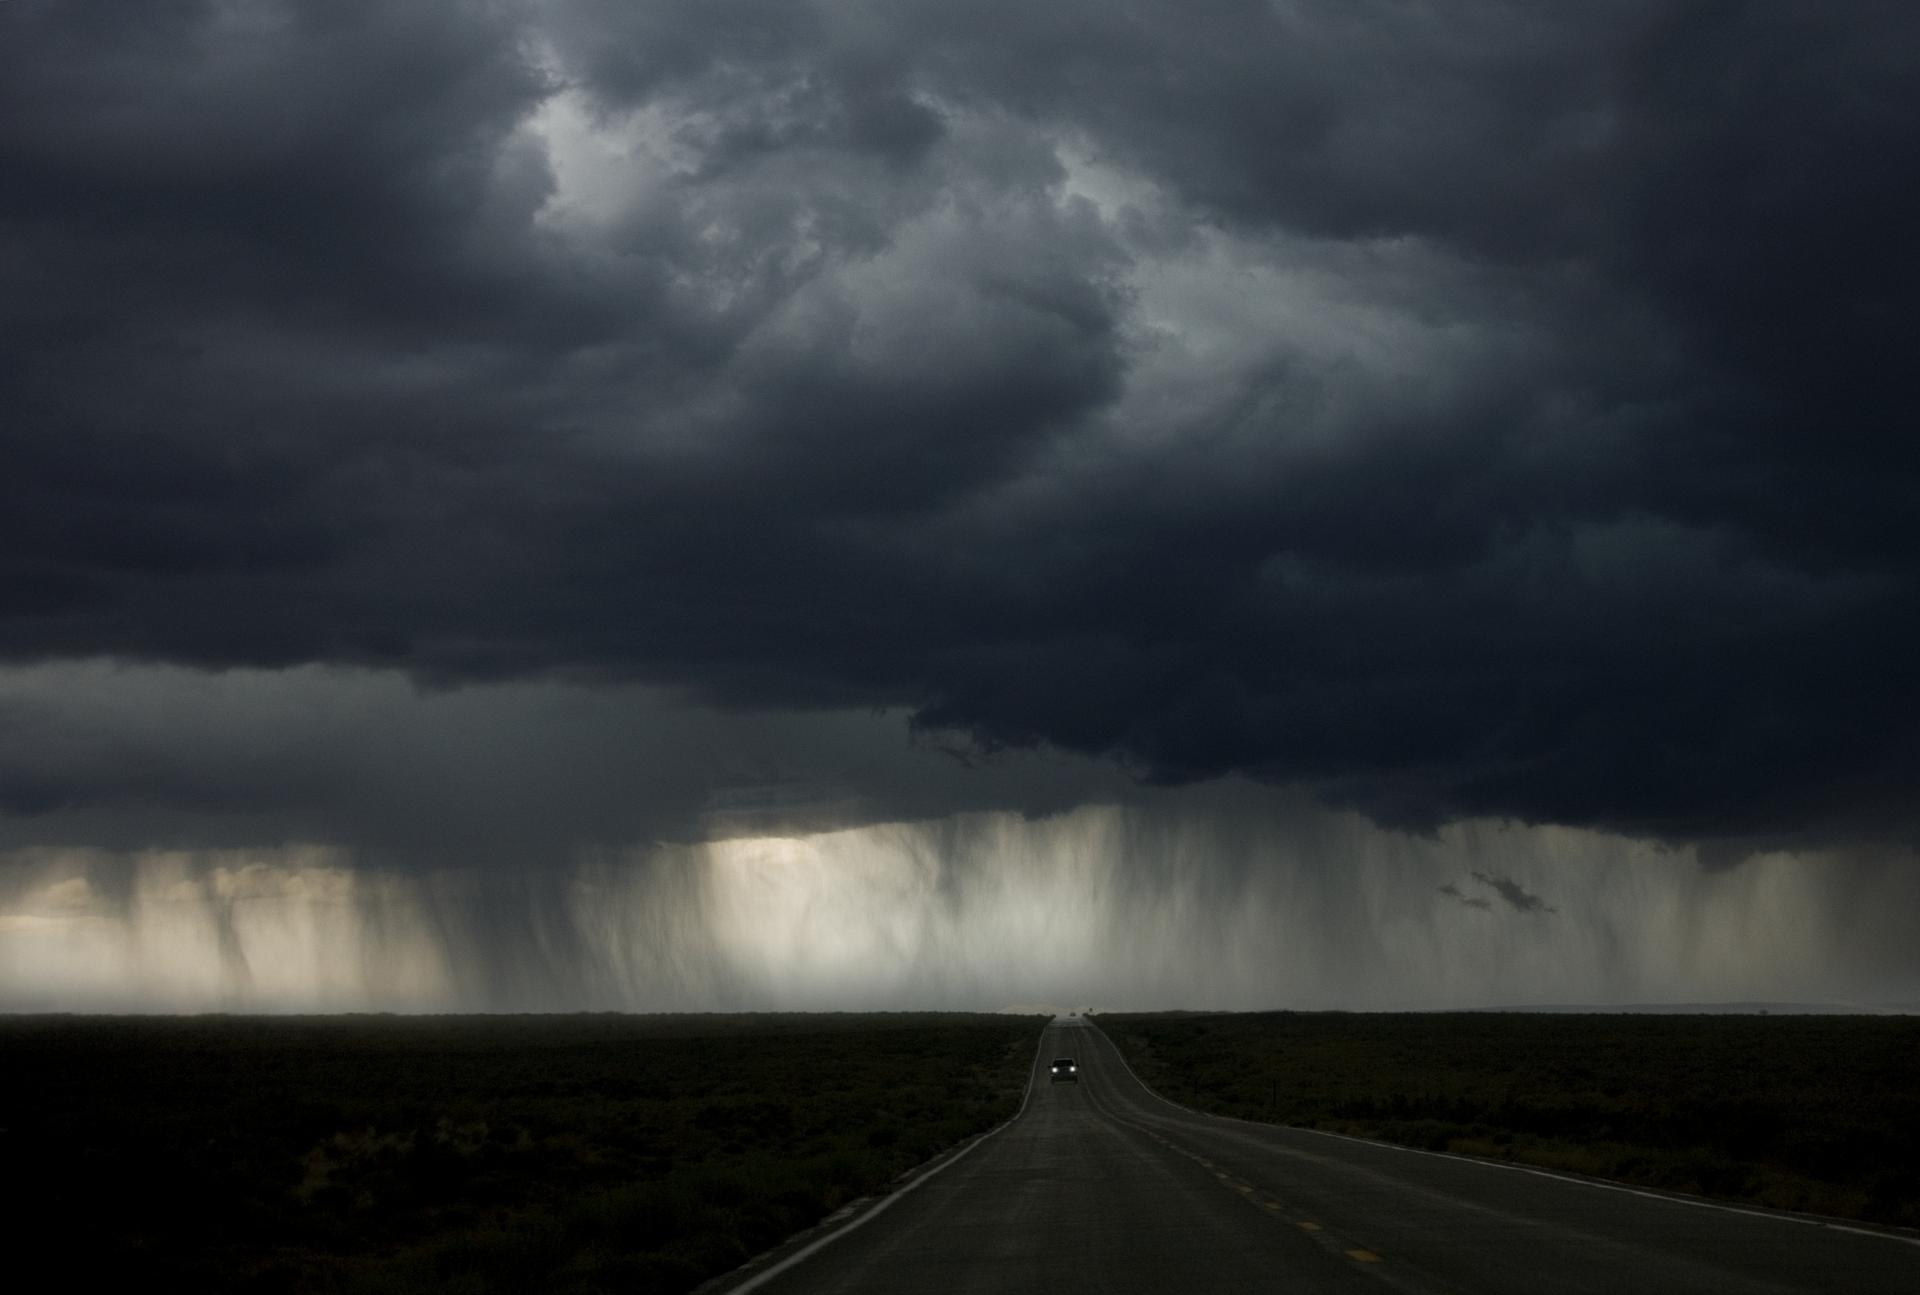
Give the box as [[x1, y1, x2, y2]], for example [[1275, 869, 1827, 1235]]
[[1, 1013, 1043, 1293], [1101, 1011, 1920, 1228]]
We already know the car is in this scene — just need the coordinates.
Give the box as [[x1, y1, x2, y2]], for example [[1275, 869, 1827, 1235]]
[[1049, 1057, 1078, 1083]]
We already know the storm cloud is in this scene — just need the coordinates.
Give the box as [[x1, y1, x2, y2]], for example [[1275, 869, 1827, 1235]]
[[4, 0, 1920, 880]]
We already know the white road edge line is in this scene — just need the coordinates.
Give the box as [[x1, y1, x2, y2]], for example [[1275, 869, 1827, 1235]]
[[1088, 1019, 1920, 1251], [725, 1023, 1055, 1293]]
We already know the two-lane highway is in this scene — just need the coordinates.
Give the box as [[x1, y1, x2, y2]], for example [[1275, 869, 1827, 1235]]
[[725, 1016, 1920, 1293]]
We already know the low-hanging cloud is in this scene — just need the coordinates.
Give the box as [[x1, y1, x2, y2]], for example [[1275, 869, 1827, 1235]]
[[2, 1, 1919, 859], [1469, 871, 1557, 915], [1437, 882, 1492, 913]]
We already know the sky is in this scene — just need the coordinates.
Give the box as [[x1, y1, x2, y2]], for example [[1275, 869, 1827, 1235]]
[[3, 0, 1918, 1012]]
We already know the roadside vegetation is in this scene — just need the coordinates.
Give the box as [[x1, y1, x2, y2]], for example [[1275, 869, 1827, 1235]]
[[1100, 1010, 1920, 1228], [1, 1012, 1042, 1293]]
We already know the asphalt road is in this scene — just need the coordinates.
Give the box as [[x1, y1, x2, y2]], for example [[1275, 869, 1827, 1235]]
[[725, 1015, 1920, 1294]]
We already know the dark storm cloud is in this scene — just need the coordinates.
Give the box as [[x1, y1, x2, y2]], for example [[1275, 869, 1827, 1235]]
[[0, 664, 1137, 864], [4, 0, 1919, 847]]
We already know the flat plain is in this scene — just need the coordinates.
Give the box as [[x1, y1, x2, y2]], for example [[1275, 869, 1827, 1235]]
[[1101, 1010, 1920, 1229], [10, 1009, 1914, 1294], [0, 1012, 1041, 1293]]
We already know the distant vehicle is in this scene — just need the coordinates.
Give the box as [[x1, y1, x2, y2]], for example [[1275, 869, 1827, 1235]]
[[1049, 1057, 1078, 1083]]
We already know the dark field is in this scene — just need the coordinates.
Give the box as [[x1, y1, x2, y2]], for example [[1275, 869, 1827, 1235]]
[[0, 1013, 1043, 1294], [1101, 1011, 1920, 1229]]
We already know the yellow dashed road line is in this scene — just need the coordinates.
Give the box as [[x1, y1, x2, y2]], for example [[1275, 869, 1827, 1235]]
[[1118, 1113, 1386, 1271]]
